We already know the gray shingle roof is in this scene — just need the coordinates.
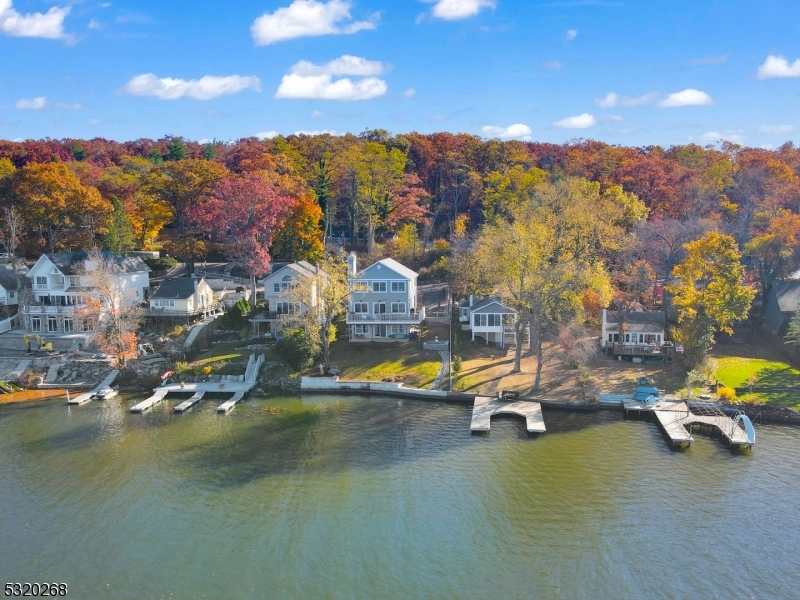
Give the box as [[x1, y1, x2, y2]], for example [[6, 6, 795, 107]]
[[470, 296, 516, 314], [0, 263, 29, 291], [45, 251, 150, 275], [151, 277, 199, 300], [605, 310, 665, 327], [772, 280, 800, 314]]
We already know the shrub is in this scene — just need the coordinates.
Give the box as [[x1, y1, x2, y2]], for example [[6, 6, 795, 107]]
[[202, 366, 212, 376], [717, 386, 737, 403], [167, 324, 183, 338], [744, 395, 761, 406], [142, 256, 178, 272], [275, 327, 320, 371], [174, 361, 189, 375], [452, 355, 463, 374]]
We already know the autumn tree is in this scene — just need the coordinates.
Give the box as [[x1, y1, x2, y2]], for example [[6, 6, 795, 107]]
[[270, 193, 324, 262], [668, 232, 755, 367], [76, 249, 143, 366], [744, 209, 800, 310], [13, 162, 112, 252], [189, 172, 295, 301], [144, 159, 227, 272]]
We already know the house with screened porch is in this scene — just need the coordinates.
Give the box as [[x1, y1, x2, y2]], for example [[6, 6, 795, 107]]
[[458, 295, 517, 348], [346, 254, 424, 341]]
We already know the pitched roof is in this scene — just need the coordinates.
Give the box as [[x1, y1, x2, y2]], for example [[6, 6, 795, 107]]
[[44, 251, 150, 275], [0, 263, 29, 291], [772, 280, 800, 314], [151, 277, 200, 300], [604, 309, 665, 333], [470, 296, 517, 314], [265, 261, 326, 282], [365, 257, 417, 280]]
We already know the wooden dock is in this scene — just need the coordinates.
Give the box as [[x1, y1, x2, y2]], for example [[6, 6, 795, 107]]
[[471, 395, 546, 433], [174, 391, 205, 413], [624, 399, 754, 448], [68, 370, 120, 405], [130, 388, 169, 413], [217, 391, 246, 414]]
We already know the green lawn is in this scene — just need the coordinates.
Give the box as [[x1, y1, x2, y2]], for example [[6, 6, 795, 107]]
[[715, 356, 800, 407], [326, 339, 442, 389]]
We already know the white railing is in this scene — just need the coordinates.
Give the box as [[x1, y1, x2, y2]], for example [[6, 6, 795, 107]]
[[0, 314, 14, 334], [347, 307, 425, 323], [23, 305, 75, 314]]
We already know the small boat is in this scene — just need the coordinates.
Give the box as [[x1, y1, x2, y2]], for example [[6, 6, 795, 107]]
[[92, 386, 119, 400]]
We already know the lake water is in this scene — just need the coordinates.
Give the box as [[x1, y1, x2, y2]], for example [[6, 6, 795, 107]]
[[1, 394, 799, 599]]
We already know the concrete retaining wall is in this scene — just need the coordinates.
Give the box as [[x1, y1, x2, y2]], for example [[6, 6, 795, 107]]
[[301, 376, 449, 400]]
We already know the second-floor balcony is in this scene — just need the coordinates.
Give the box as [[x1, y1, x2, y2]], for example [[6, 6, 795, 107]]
[[33, 282, 65, 291], [346, 307, 425, 324], [23, 304, 75, 314]]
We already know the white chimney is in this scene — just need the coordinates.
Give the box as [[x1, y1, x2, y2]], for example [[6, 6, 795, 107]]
[[347, 252, 357, 277], [469, 294, 474, 307]]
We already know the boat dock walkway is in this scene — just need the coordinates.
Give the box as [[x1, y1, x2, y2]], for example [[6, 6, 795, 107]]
[[68, 370, 120, 405], [174, 391, 205, 413], [471, 395, 546, 433], [217, 391, 246, 413], [130, 388, 169, 413], [623, 398, 755, 448]]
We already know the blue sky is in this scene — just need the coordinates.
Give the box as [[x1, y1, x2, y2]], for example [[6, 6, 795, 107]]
[[2, 0, 800, 147]]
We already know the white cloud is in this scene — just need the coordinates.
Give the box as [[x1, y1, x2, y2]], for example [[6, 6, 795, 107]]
[[425, 0, 495, 21], [658, 88, 713, 108], [311, 110, 324, 118], [565, 29, 577, 40], [689, 54, 728, 66], [88, 19, 101, 30], [275, 55, 388, 101], [759, 124, 794, 134], [757, 55, 800, 79], [0, 0, 70, 40], [595, 91, 657, 108], [122, 73, 261, 100], [87, 118, 100, 125], [256, 131, 280, 139], [543, 60, 563, 69], [15, 96, 46, 109], [700, 130, 743, 144], [294, 129, 340, 136], [481, 123, 532, 140], [55, 102, 83, 110], [553, 113, 596, 129], [403, 88, 416, 98], [251, 0, 377, 46], [602, 114, 624, 122]]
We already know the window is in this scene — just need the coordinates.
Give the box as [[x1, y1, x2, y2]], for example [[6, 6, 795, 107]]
[[374, 324, 387, 338], [374, 302, 386, 314], [390, 325, 406, 335], [273, 283, 280, 293], [624, 333, 631, 343], [487, 314, 500, 327], [31, 317, 41, 332], [36, 276, 47, 286], [64, 319, 74, 333], [47, 317, 58, 332], [69, 276, 80, 287], [474, 314, 487, 327], [82, 320, 90, 332], [354, 324, 369, 336], [372, 281, 387, 292], [154, 299, 175, 308], [353, 302, 368, 313], [391, 281, 406, 293], [391, 302, 406, 314]]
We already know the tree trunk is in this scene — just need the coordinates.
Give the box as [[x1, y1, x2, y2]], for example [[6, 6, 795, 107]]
[[533, 334, 545, 393], [512, 316, 526, 373], [250, 272, 257, 306], [322, 318, 331, 369]]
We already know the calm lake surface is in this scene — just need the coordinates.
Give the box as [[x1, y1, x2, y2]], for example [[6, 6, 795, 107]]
[[1, 393, 799, 599]]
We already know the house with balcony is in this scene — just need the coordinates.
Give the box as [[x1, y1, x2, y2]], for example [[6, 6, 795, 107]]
[[601, 308, 671, 361], [458, 295, 517, 348], [249, 261, 326, 337], [145, 277, 217, 320], [0, 262, 30, 307], [22, 251, 150, 334], [346, 254, 423, 341]]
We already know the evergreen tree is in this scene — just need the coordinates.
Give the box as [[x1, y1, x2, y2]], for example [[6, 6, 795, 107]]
[[103, 197, 136, 254], [165, 137, 188, 161]]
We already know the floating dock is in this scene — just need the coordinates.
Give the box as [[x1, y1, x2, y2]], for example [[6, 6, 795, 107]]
[[174, 391, 205, 413], [624, 398, 755, 448], [130, 388, 169, 413], [217, 391, 246, 414], [471, 395, 546, 433], [68, 370, 120, 405]]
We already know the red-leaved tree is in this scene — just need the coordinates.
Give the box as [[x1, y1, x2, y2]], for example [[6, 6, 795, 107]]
[[189, 172, 295, 302]]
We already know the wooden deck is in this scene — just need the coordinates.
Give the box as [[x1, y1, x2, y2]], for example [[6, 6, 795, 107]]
[[624, 399, 754, 448], [174, 391, 205, 413], [471, 395, 546, 433]]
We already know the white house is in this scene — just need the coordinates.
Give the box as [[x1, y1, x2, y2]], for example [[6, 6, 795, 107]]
[[346, 253, 423, 341], [251, 261, 326, 337], [601, 309, 667, 357], [458, 296, 517, 348], [146, 277, 216, 319], [0, 262, 29, 306], [23, 251, 150, 334]]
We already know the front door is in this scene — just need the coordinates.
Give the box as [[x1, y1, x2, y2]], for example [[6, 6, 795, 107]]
[[375, 324, 387, 338]]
